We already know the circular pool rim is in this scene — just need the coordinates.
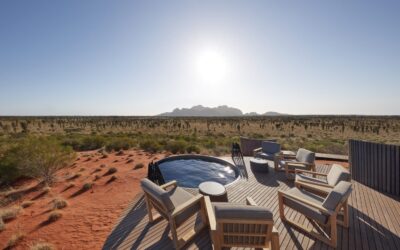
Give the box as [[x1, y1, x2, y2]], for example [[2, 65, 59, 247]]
[[156, 154, 241, 188]]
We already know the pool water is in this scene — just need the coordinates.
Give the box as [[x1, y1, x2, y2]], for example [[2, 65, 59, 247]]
[[158, 158, 238, 188]]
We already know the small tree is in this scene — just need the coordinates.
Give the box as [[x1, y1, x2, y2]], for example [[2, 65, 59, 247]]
[[12, 137, 75, 185]]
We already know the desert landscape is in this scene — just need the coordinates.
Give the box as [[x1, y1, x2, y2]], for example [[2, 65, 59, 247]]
[[1, 1, 399, 249], [0, 115, 395, 249], [0, 115, 399, 155], [0, 148, 167, 249]]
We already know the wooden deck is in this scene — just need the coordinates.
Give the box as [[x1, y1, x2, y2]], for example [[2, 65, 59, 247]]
[[103, 157, 400, 250]]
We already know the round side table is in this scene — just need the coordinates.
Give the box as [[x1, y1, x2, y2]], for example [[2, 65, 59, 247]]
[[199, 181, 228, 202]]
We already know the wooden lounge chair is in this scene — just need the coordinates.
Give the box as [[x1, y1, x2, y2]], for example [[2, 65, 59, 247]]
[[278, 181, 352, 248], [295, 164, 350, 195], [253, 141, 282, 168], [141, 178, 208, 249], [205, 196, 280, 250], [275, 148, 315, 179]]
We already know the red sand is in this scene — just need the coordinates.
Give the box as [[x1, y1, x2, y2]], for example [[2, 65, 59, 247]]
[[0, 149, 166, 250], [0, 151, 347, 249]]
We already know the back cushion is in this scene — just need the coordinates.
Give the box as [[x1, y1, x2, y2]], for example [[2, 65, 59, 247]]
[[141, 178, 174, 211], [327, 164, 351, 186], [322, 181, 352, 210], [214, 203, 273, 221], [262, 141, 281, 154], [296, 148, 315, 163]]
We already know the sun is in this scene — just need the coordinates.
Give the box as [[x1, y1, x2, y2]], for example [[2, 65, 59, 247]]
[[195, 50, 227, 83]]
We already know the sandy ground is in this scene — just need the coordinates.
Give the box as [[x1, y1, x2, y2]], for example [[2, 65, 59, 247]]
[[0, 149, 167, 250], [0, 151, 347, 250]]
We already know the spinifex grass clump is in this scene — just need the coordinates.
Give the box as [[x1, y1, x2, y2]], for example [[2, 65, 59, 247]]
[[47, 211, 62, 222], [21, 200, 34, 208], [52, 198, 68, 209], [104, 167, 117, 176], [30, 242, 56, 250], [82, 182, 93, 191], [0, 206, 22, 221], [6, 231, 25, 248], [134, 163, 144, 169]]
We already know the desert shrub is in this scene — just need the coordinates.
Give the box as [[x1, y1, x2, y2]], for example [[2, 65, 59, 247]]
[[52, 198, 68, 210], [165, 140, 187, 154], [186, 144, 201, 154], [139, 140, 161, 153], [82, 182, 93, 191], [48, 211, 62, 222], [105, 137, 133, 152], [2, 137, 76, 185], [0, 155, 21, 185], [21, 200, 34, 208], [30, 242, 56, 250], [0, 206, 22, 221], [62, 135, 105, 151], [6, 231, 25, 248], [204, 140, 216, 149], [134, 163, 144, 169], [104, 167, 117, 176]]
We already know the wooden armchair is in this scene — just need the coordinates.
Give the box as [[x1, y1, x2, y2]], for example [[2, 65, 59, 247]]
[[205, 196, 280, 250], [141, 178, 208, 249], [278, 181, 352, 248], [275, 148, 316, 179], [295, 164, 350, 195]]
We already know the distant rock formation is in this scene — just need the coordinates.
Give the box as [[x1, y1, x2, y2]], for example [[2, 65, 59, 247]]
[[158, 105, 243, 117], [158, 105, 287, 117]]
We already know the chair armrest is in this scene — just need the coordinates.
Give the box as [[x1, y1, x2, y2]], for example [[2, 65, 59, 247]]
[[246, 197, 257, 206], [290, 161, 314, 166], [278, 190, 334, 216], [295, 181, 332, 194], [253, 147, 262, 155], [171, 194, 203, 218], [295, 169, 328, 176], [204, 196, 216, 231], [160, 180, 177, 190], [286, 162, 308, 168]]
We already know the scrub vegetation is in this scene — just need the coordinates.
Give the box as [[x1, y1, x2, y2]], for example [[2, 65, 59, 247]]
[[0, 116, 399, 185]]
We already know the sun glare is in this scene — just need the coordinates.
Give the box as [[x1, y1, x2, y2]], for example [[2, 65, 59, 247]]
[[196, 50, 227, 83]]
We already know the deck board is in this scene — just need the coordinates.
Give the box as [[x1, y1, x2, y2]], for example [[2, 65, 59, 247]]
[[103, 157, 400, 250]]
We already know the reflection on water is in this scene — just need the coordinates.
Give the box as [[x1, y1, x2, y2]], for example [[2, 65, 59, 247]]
[[158, 159, 238, 188]]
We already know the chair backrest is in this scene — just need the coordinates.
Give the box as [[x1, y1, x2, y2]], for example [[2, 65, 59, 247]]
[[214, 203, 274, 248], [141, 178, 174, 214], [322, 181, 352, 211], [261, 141, 281, 154], [327, 164, 351, 186], [296, 148, 315, 163]]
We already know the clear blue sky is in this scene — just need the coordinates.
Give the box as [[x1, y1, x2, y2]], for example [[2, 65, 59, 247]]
[[0, 0, 399, 115]]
